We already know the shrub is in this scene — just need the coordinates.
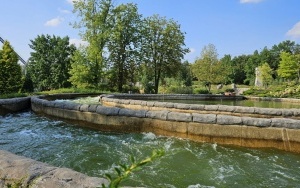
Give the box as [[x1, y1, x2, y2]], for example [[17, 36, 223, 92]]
[[166, 86, 193, 94], [194, 88, 210, 94]]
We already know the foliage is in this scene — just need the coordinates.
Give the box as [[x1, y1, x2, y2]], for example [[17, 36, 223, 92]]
[[194, 88, 211, 94], [107, 3, 142, 92], [258, 62, 273, 88], [72, 0, 114, 88], [20, 73, 34, 93], [192, 44, 230, 89], [27, 34, 75, 91], [164, 86, 193, 94], [277, 52, 300, 81], [0, 41, 22, 94], [69, 48, 94, 89], [101, 149, 165, 188], [140, 15, 189, 94], [0, 93, 28, 99]]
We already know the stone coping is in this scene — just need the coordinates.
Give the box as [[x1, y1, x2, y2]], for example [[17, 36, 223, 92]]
[[30, 95, 300, 129], [100, 94, 300, 119], [0, 97, 31, 115], [0, 150, 108, 188]]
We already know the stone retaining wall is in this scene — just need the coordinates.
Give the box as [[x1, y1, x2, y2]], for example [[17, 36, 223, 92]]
[[0, 150, 108, 188], [30, 95, 300, 153], [0, 97, 31, 115], [101, 94, 300, 119]]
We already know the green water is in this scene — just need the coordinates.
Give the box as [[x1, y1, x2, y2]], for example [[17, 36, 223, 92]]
[[152, 99, 300, 109], [59, 96, 300, 109], [1, 112, 300, 187]]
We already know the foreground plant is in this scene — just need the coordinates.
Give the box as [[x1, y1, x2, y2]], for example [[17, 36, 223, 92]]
[[101, 149, 165, 188]]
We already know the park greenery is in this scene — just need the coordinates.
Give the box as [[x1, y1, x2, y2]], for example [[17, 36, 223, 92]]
[[1, 0, 300, 99]]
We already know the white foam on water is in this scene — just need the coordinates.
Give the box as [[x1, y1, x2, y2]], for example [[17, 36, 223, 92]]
[[212, 143, 217, 151], [19, 130, 37, 137], [142, 132, 157, 140], [244, 152, 260, 161], [273, 170, 297, 181]]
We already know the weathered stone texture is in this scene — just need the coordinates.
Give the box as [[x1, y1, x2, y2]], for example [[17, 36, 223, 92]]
[[167, 112, 192, 122], [0, 150, 108, 188]]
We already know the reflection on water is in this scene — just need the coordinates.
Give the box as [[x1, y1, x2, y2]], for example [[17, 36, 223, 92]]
[[1, 112, 300, 187]]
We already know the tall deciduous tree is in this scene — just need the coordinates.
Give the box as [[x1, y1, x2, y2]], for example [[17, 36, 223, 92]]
[[192, 44, 229, 90], [140, 15, 189, 94], [277, 52, 300, 81], [0, 41, 22, 94], [107, 3, 142, 92], [258, 62, 273, 88], [27, 34, 75, 91], [72, 0, 114, 88]]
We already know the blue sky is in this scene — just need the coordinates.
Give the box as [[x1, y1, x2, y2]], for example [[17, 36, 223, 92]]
[[1, 0, 300, 63]]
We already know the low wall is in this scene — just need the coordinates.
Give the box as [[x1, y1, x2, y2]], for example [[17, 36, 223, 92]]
[[0, 97, 31, 115], [30, 94, 300, 153], [0, 150, 108, 188]]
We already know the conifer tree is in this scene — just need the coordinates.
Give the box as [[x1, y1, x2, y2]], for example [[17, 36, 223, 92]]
[[0, 41, 22, 94]]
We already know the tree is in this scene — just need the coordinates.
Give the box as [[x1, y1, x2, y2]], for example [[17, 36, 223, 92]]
[[192, 44, 229, 90], [69, 48, 93, 88], [0, 41, 22, 94], [277, 52, 300, 81], [258, 62, 273, 88], [107, 3, 142, 92], [27, 34, 75, 91], [140, 15, 189, 94], [72, 0, 114, 88]]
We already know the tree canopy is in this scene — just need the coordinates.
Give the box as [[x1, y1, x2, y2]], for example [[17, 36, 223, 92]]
[[27, 34, 75, 91], [0, 41, 22, 94]]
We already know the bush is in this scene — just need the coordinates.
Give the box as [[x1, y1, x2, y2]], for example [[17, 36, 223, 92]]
[[166, 86, 193, 94], [122, 85, 140, 94], [194, 88, 210, 94]]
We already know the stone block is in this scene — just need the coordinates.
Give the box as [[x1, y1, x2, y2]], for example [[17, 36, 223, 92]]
[[165, 102, 175, 108], [204, 105, 219, 111], [154, 102, 167, 108], [271, 118, 300, 129], [146, 110, 169, 120], [216, 115, 242, 125], [234, 106, 255, 114], [189, 104, 205, 111], [79, 104, 90, 112], [282, 109, 294, 117], [96, 106, 120, 116], [254, 107, 282, 116], [175, 103, 191, 110], [167, 112, 192, 122], [63, 103, 81, 111], [218, 105, 236, 112], [118, 108, 147, 118], [192, 113, 216, 124], [242, 117, 271, 127], [88, 104, 98, 112]]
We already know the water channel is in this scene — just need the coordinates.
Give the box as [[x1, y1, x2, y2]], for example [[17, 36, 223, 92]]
[[1, 111, 300, 187]]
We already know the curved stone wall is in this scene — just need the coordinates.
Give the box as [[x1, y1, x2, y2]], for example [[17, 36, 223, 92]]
[[0, 150, 108, 187], [0, 97, 31, 115], [30, 94, 300, 153]]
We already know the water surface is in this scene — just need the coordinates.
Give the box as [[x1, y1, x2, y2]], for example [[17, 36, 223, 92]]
[[1, 112, 300, 187]]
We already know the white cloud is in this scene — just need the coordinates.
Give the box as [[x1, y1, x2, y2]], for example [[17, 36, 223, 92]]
[[44, 17, 64, 27], [286, 21, 300, 39], [69, 38, 88, 47], [240, 0, 264, 3], [59, 8, 71, 14]]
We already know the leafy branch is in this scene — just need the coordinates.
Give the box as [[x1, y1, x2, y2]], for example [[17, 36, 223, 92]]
[[101, 149, 165, 188]]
